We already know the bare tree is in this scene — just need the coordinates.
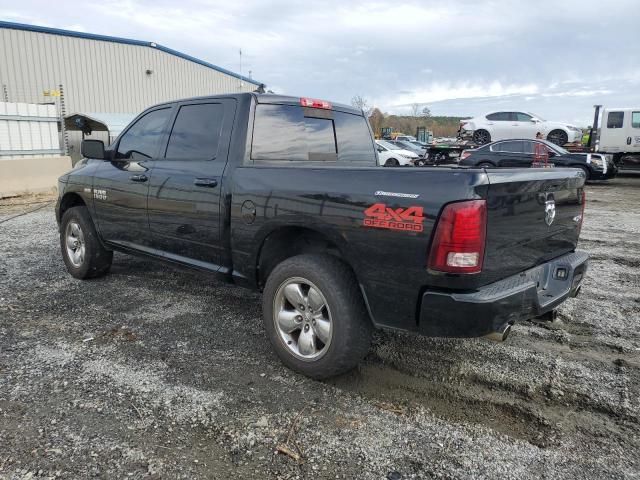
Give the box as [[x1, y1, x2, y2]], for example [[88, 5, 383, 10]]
[[410, 103, 421, 118], [351, 95, 373, 117], [421, 106, 432, 118], [368, 108, 385, 136]]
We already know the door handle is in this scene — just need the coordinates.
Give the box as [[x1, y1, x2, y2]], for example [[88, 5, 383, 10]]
[[130, 174, 148, 182], [628, 136, 632, 145], [194, 178, 218, 188]]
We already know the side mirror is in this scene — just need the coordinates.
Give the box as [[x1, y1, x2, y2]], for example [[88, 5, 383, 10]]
[[548, 150, 556, 157], [81, 139, 106, 159]]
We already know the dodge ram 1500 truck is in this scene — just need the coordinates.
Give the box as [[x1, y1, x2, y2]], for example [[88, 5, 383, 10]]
[[56, 93, 588, 379]]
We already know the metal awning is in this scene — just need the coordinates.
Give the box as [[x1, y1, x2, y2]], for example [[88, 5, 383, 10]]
[[64, 112, 135, 139]]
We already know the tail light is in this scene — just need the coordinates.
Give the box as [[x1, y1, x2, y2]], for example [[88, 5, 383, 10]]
[[300, 97, 332, 109], [460, 150, 471, 160], [428, 200, 487, 274]]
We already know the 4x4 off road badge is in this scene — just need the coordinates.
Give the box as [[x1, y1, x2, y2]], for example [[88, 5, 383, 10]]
[[363, 203, 425, 232], [545, 199, 556, 226]]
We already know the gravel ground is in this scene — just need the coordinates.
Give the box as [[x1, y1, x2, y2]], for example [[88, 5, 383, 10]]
[[1, 177, 639, 479]]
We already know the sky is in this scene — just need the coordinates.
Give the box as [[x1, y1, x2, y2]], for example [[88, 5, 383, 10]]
[[3, 0, 640, 126]]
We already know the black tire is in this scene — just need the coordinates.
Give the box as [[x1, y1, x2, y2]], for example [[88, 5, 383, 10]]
[[576, 165, 590, 181], [478, 162, 494, 168], [60, 206, 113, 279], [385, 158, 399, 167], [473, 129, 491, 145], [547, 129, 568, 146], [415, 158, 427, 167], [262, 254, 373, 379]]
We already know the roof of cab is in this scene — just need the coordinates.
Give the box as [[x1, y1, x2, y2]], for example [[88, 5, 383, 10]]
[[145, 93, 363, 115], [254, 94, 362, 115]]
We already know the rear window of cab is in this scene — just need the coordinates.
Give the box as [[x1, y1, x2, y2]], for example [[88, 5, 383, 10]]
[[251, 104, 376, 165]]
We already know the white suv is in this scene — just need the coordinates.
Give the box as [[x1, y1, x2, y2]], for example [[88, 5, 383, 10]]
[[459, 111, 583, 146]]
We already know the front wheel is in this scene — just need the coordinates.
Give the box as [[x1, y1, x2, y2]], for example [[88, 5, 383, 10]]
[[415, 158, 428, 167], [576, 165, 590, 181], [384, 158, 399, 167], [60, 206, 113, 279], [262, 254, 372, 379]]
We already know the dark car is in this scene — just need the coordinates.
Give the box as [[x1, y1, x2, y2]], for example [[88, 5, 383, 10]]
[[55, 93, 588, 379], [459, 139, 617, 180]]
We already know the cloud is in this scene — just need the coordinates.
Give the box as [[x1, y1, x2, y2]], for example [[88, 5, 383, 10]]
[[2, 0, 639, 121]]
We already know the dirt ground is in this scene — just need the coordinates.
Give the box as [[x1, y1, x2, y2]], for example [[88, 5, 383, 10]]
[[1, 176, 639, 479]]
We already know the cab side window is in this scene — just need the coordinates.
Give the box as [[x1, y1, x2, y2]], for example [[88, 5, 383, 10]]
[[116, 108, 172, 160], [334, 111, 376, 164], [165, 103, 225, 160], [632, 112, 640, 129], [606, 111, 624, 129]]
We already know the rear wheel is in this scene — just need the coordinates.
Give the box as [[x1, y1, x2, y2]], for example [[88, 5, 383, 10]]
[[262, 254, 373, 379], [547, 129, 568, 146], [60, 206, 113, 279], [384, 158, 399, 166], [473, 129, 491, 145], [478, 162, 494, 168]]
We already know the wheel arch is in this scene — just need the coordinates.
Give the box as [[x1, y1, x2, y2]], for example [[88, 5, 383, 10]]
[[254, 225, 377, 330], [255, 226, 355, 288], [478, 160, 496, 167], [57, 192, 87, 225]]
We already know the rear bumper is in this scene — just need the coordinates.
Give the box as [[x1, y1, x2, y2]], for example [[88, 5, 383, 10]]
[[418, 250, 588, 338]]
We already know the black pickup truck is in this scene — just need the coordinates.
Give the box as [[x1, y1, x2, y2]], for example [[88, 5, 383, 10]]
[[56, 93, 588, 378]]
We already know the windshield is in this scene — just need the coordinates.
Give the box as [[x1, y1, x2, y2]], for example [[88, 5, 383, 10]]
[[377, 140, 402, 150]]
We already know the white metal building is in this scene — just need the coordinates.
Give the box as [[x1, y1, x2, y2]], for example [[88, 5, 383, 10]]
[[0, 20, 262, 111], [0, 20, 263, 158]]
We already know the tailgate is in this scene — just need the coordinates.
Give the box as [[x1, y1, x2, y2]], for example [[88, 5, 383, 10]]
[[482, 169, 585, 283]]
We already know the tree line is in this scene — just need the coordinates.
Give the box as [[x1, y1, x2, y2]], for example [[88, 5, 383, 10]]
[[351, 95, 469, 139]]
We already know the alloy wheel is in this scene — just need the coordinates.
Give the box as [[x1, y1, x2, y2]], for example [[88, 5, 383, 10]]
[[65, 221, 85, 267], [474, 130, 491, 145], [273, 277, 333, 361]]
